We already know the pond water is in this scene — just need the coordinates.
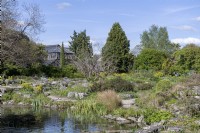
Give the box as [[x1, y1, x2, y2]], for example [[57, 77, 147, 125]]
[[0, 106, 134, 133]]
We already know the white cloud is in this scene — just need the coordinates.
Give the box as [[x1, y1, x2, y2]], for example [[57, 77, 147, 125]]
[[165, 5, 200, 15], [194, 16, 200, 21], [171, 37, 200, 45], [172, 25, 196, 31], [57, 2, 71, 10], [119, 13, 134, 17]]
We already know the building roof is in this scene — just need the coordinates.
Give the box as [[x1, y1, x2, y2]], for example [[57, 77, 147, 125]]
[[45, 44, 74, 54]]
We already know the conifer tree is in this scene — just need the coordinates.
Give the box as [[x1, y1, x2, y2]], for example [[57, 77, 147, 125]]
[[60, 42, 65, 68], [102, 22, 133, 73], [69, 30, 93, 59]]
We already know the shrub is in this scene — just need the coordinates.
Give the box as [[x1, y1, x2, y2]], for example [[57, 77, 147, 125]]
[[21, 82, 33, 92], [12, 93, 22, 103], [143, 108, 172, 124], [154, 71, 164, 78], [90, 77, 135, 92], [97, 90, 121, 111], [62, 64, 84, 78], [136, 82, 154, 90], [2, 92, 13, 101], [155, 79, 172, 92], [34, 85, 43, 94], [134, 48, 167, 71]]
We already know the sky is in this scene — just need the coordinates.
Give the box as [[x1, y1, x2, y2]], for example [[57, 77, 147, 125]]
[[18, 0, 200, 52]]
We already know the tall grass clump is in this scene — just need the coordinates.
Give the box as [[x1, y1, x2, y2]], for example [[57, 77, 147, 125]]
[[97, 90, 121, 111], [72, 100, 107, 116]]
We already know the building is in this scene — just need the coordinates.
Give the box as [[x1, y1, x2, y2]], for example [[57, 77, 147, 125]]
[[45, 44, 74, 66]]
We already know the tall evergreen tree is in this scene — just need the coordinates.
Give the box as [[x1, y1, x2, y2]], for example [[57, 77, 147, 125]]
[[69, 30, 93, 59], [102, 22, 133, 73], [60, 42, 65, 68]]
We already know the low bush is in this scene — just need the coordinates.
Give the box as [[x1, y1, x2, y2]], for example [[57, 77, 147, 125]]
[[90, 77, 135, 92], [34, 85, 43, 94], [21, 82, 34, 92], [154, 71, 164, 78], [143, 108, 172, 124], [2, 92, 13, 101], [136, 82, 154, 90], [97, 90, 121, 111], [12, 93, 24, 103], [155, 79, 172, 92]]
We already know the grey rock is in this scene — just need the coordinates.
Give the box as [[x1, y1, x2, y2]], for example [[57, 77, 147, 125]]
[[167, 127, 183, 132], [120, 94, 134, 99], [67, 92, 87, 99], [67, 92, 76, 98], [195, 120, 200, 125], [194, 96, 200, 99], [122, 104, 134, 108], [81, 82, 89, 88], [104, 114, 116, 120], [51, 81, 58, 85], [121, 99, 135, 105], [127, 117, 137, 122], [135, 122, 163, 133], [23, 94, 31, 98], [116, 117, 131, 124], [137, 115, 146, 127]]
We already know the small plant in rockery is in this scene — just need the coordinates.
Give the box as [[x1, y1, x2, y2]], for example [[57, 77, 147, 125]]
[[154, 71, 164, 78], [34, 85, 43, 94], [2, 92, 13, 101], [143, 108, 173, 124], [21, 82, 34, 92], [155, 79, 172, 93]]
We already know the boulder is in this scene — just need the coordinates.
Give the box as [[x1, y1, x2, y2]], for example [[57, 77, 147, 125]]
[[67, 92, 87, 99], [121, 99, 135, 108], [137, 115, 146, 127], [116, 117, 131, 124], [135, 122, 164, 133], [167, 127, 183, 132], [120, 94, 134, 99], [67, 92, 76, 98], [104, 114, 116, 120], [127, 117, 137, 123]]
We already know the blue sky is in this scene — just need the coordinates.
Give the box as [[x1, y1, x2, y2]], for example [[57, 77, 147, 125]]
[[19, 0, 200, 51]]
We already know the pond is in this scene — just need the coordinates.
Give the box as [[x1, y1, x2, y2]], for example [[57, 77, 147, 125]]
[[0, 106, 134, 133]]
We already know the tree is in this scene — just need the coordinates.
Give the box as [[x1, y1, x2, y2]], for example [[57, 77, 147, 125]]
[[134, 48, 167, 71], [102, 22, 133, 73], [165, 44, 200, 75], [1, 0, 45, 68], [60, 42, 65, 68], [69, 30, 93, 59], [140, 25, 180, 54]]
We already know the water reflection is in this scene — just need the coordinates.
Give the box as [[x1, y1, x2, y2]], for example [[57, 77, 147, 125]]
[[0, 106, 129, 133]]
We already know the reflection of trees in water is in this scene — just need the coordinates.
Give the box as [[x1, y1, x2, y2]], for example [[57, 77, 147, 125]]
[[0, 114, 36, 127], [0, 107, 127, 132], [0, 107, 49, 129]]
